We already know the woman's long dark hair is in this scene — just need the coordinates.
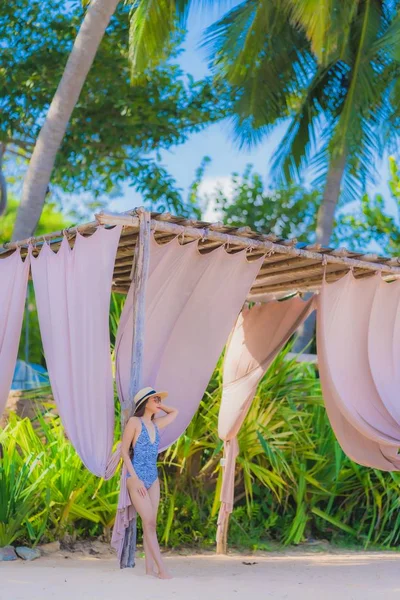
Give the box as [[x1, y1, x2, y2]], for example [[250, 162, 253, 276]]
[[129, 398, 155, 459], [133, 399, 154, 419]]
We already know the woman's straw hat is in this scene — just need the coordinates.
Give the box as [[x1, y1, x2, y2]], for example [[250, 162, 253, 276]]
[[133, 386, 168, 411]]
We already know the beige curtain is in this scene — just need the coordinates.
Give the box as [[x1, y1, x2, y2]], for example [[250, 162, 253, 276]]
[[317, 272, 400, 470], [217, 295, 316, 544], [112, 233, 264, 559], [0, 250, 30, 416], [30, 226, 122, 477]]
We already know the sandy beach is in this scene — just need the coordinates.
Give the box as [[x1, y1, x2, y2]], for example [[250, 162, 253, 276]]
[[2, 548, 400, 600]]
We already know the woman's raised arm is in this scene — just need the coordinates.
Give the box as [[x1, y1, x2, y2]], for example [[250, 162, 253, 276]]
[[156, 404, 179, 430]]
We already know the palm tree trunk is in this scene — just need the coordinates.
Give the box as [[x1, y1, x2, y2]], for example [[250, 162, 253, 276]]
[[11, 0, 120, 242], [0, 143, 7, 216], [315, 151, 347, 246], [292, 151, 346, 352]]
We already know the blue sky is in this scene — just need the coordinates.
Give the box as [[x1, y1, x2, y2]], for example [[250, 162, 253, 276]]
[[109, 1, 284, 218], [108, 2, 394, 223]]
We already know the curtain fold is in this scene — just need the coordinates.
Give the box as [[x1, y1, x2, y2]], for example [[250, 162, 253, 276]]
[[216, 295, 316, 542], [317, 272, 400, 470], [0, 250, 30, 416], [111, 233, 263, 559], [30, 226, 122, 478]]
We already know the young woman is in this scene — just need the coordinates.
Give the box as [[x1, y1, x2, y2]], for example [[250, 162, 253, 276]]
[[121, 387, 178, 579]]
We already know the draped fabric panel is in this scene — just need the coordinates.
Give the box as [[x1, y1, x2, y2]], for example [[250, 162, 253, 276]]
[[317, 272, 400, 470], [111, 233, 263, 558], [30, 226, 122, 478], [0, 251, 30, 416], [115, 234, 264, 451], [217, 295, 316, 538]]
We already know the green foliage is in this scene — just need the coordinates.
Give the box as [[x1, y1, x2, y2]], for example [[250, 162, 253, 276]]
[[0, 197, 71, 365], [1, 0, 225, 217], [0, 197, 71, 245], [203, 164, 320, 241], [17, 282, 44, 367], [205, 0, 400, 205], [335, 157, 400, 254], [0, 422, 48, 546], [0, 411, 122, 543], [126, 0, 220, 76], [2, 347, 400, 550], [205, 155, 400, 255]]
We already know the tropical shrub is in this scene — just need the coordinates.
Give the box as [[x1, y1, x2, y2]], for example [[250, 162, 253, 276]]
[[1, 347, 400, 550]]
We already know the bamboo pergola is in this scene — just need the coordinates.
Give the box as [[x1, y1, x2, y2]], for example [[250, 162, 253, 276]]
[[2, 208, 400, 298], [3, 206, 400, 565]]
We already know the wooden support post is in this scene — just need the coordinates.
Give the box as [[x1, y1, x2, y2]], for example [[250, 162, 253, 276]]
[[216, 515, 229, 555], [216, 438, 239, 555], [120, 207, 151, 569]]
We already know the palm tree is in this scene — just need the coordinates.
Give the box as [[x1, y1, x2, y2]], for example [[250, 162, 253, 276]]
[[12, 0, 118, 241], [205, 0, 400, 245], [11, 0, 221, 241]]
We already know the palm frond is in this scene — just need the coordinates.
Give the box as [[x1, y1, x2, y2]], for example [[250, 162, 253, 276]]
[[203, 0, 311, 148], [286, 0, 359, 65], [271, 63, 336, 184], [127, 0, 227, 75], [128, 0, 177, 75]]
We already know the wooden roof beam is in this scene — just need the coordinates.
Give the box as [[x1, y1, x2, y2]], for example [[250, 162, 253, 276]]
[[96, 211, 400, 277]]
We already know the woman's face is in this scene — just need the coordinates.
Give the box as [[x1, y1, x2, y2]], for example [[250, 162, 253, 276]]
[[146, 394, 162, 414]]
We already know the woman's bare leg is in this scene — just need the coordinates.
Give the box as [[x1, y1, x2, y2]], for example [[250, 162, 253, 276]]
[[143, 533, 155, 575], [144, 479, 160, 575], [127, 478, 171, 579]]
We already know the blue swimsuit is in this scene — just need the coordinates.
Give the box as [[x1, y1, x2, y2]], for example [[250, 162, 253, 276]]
[[127, 418, 159, 489]]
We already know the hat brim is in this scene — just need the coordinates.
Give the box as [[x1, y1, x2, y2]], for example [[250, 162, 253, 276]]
[[135, 390, 168, 410]]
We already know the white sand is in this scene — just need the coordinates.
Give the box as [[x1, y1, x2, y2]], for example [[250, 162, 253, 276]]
[[2, 550, 400, 600]]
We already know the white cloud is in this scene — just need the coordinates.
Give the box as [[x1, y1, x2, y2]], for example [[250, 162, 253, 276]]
[[197, 176, 235, 222]]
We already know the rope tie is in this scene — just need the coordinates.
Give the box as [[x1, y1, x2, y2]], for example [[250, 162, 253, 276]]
[[201, 227, 209, 243], [322, 255, 328, 280]]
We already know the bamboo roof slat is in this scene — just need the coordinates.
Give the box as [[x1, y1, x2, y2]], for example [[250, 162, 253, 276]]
[[115, 257, 135, 268], [257, 257, 319, 275], [261, 233, 279, 242], [387, 257, 400, 266], [2, 208, 400, 299], [304, 243, 322, 252], [252, 262, 342, 287], [248, 267, 379, 297], [280, 238, 298, 247]]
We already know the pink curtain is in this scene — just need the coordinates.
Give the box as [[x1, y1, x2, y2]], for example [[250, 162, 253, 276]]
[[0, 250, 30, 415], [111, 233, 263, 558], [30, 226, 122, 478], [317, 272, 400, 470], [217, 295, 316, 540]]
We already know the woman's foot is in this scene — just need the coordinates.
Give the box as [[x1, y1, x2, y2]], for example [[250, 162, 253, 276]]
[[145, 567, 158, 577], [157, 569, 173, 580]]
